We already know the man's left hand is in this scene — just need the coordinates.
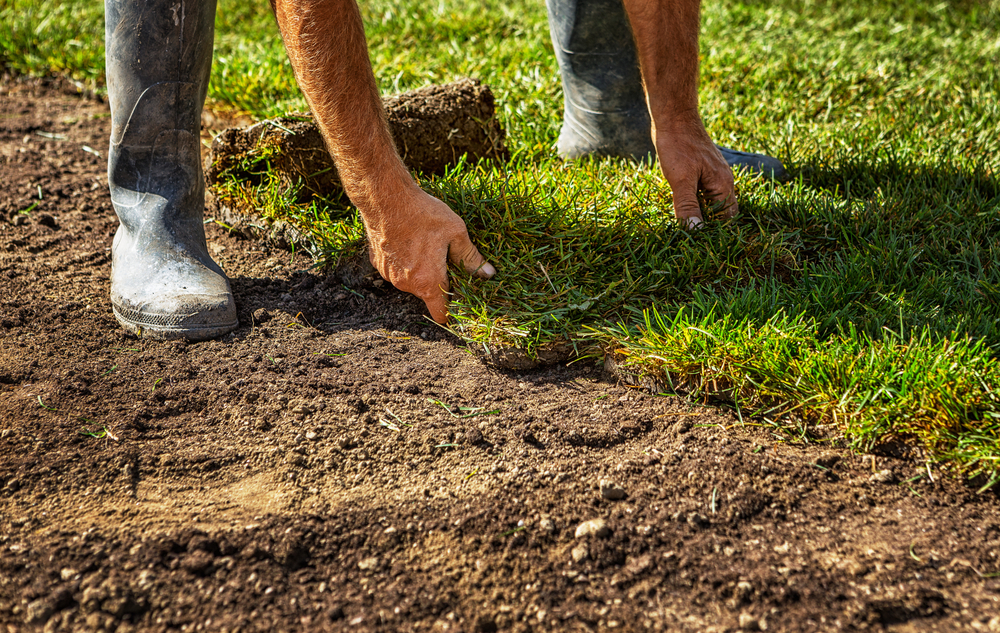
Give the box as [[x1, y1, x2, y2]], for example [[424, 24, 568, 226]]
[[653, 112, 737, 229]]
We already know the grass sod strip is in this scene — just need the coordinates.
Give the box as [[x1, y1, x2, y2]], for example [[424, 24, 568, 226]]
[[211, 145, 1000, 485], [3, 0, 999, 484]]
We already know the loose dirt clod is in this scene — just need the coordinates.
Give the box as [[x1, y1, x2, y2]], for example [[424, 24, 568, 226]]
[[357, 557, 380, 572], [206, 77, 508, 243], [575, 518, 611, 539], [871, 468, 896, 484], [599, 478, 626, 500], [739, 612, 762, 631]]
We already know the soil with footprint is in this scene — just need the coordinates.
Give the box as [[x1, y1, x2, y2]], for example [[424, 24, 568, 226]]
[[2, 77, 999, 633]]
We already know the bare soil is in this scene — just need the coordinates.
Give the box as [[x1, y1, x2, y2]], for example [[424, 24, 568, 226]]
[[2, 78, 1000, 633]]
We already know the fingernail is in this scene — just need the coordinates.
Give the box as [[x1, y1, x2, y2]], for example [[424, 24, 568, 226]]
[[480, 262, 496, 278], [684, 216, 703, 230]]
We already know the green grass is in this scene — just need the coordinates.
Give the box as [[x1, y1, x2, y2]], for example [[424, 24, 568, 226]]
[[3, 0, 999, 486]]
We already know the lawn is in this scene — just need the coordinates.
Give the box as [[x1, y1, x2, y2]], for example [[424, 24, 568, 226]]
[[3, 0, 999, 486]]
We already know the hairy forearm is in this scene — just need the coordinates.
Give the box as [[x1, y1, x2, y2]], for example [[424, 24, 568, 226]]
[[270, 0, 413, 220], [621, 0, 701, 125], [622, 0, 735, 225]]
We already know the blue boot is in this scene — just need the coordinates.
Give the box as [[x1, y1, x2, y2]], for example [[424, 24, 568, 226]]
[[546, 0, 788, 180], [105, 0, 238, 340]]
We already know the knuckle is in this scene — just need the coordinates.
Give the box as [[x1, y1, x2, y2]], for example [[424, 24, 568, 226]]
[[411, 272, 446, 298]]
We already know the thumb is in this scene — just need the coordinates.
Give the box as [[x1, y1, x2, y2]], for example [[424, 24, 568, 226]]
[[449, 234, 496, 279]]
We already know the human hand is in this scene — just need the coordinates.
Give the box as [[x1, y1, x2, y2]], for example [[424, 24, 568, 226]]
[[364, 187, 495, 324], [653, 113, 738, 228]]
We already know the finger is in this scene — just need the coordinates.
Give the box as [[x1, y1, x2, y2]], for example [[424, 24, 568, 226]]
[[448, 234, 496, 279], [671, 182, 704, 230], [701, 168, 739, 219], [421, 278, 451, 324]]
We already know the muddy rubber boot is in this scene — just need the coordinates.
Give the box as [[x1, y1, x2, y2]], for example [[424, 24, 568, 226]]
[[105, 0, 237, 340], [546, 0, 788, 180], [546, 0, 653, 161]]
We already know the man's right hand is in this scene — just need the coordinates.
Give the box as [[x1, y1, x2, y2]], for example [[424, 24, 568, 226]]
[[363, 187, 495, 324], [271, 0, 494, 324]]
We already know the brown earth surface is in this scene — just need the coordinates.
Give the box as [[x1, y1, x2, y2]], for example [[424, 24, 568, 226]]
[[2, 77, 1000, 633]]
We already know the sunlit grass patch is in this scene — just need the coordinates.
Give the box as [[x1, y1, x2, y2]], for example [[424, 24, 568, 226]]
[[604, 308, 1000, 489], [210, 141, 364, 266], [430, 145, 1000, 485]]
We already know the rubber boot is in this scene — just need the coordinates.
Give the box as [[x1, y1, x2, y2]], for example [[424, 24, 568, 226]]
[[105, 0, 237, 340], [546, 0, 788, 180]]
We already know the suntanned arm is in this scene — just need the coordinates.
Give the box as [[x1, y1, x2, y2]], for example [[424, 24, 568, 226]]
[[622, 0, 737, 226], [270, 0, 494, 323]]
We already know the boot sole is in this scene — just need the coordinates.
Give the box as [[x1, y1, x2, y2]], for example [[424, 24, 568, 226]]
[[113, 304, 238, 342]]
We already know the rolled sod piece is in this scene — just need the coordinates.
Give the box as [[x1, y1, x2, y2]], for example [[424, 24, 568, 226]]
[[206, 77, 508, 203]]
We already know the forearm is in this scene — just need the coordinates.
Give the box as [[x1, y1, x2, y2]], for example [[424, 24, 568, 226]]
[[621, 0, 701, 126], [270, 0, 413, 222], [622, 0, 735, 224]]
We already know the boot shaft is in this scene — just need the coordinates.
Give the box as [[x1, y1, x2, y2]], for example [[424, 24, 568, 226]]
[[105, 0, 217, 222], [546, 0, 654, 159], [546, 0, 647, 113], [105, 0, 217, 142]]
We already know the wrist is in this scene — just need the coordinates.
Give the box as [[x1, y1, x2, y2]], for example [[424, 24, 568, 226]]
[[649, 105, 701, 130], [650, 108, 710, 146], [343, 161, 419, 229]]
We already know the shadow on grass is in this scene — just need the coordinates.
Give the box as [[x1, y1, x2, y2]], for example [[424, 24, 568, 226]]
[[794, 150, 999, 202]]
